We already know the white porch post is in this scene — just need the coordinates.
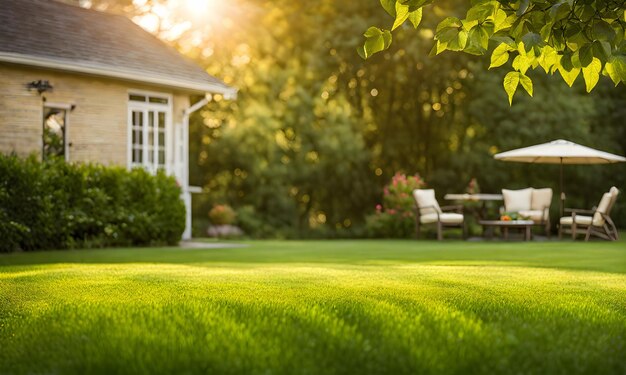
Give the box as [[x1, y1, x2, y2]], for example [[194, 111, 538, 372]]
[[181, 112, 192, 240], [180, 96, 210, 240]]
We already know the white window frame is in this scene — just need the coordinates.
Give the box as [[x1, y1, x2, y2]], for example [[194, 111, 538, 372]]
[[127, 89, 173, 174], [43, 102, 72, 162]]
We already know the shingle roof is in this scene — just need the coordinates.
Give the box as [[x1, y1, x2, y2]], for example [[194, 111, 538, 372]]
[[0, 0, 233, 94]]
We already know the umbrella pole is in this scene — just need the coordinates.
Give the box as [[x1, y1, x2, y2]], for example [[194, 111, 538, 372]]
[[560, 158, 564, 217]]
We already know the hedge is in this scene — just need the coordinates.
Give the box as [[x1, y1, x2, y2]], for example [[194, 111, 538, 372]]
[[0, 154, 185, 252]]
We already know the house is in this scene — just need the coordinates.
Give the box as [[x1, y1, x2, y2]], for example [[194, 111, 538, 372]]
[[0, 0, 236, 239]]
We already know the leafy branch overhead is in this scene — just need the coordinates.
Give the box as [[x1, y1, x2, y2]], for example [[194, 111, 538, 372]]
[[362, 0, 626, 103]]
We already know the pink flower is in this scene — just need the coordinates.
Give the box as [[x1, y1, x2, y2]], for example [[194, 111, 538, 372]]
[[388, 209, 396, 215], [375, 204, 382, 212]]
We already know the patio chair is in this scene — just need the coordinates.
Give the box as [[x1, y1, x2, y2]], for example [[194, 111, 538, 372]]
[[502, 188, 552, 236], [413, 189, 465, 240], [559, 187, 620, 241]]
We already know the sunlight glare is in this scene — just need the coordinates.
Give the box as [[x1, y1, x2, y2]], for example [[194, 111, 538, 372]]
[[182, 0, 218, 17]]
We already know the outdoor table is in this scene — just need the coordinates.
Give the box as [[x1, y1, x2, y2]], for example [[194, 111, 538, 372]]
[[479, 220, 534, 241], [444, 193, 503, 201], [444, 193, 503, 220]]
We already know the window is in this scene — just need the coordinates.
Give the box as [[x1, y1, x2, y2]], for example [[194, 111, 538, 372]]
[[43, 106, 68, 161], [128, 92, 171, 173]]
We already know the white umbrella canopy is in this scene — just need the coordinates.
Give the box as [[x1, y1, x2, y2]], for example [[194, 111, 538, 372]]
[[494, 139, 626, 216], [494, 139, 626, 164]]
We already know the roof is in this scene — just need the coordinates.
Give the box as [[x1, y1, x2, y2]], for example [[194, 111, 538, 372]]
[[0, 0, 234, 95]]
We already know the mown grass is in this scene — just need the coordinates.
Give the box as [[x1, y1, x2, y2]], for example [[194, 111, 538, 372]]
[[1, 239, 625, 374]]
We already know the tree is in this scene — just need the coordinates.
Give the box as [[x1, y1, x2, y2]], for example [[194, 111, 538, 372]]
[[362, 0, 626, 103]]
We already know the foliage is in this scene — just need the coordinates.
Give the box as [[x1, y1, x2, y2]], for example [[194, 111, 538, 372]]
[[208, 204, 236, 225], [0, 154, 185, 252], [363, 0, 626, 102], [366, 173, 426, 237], [466, 177, 481, 194], [82, 0, 626, 235], [1, 241, 626, 374]]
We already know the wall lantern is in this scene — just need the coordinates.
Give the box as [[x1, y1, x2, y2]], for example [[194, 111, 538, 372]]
[[26, 80, 53, 94]]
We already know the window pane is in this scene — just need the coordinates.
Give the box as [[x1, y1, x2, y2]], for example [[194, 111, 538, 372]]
[[149, 97, 168, 104], [133, 129, 142, 146], [129, 94, 146, 102], [133, 147, 142, 163], [158, 112, 165, 129], [158, 131, 165, 147], [158, 150, 165, 165], [133, 111, 143, 126]]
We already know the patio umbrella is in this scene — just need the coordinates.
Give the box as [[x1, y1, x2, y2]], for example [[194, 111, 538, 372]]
[[494, 139, 626, 216]]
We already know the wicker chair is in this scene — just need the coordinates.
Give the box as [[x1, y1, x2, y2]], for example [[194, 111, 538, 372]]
[[559, 187, 620, 241]]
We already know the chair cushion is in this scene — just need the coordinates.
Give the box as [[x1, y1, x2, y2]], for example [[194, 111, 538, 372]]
[[593, 192, 613, 226], [502, 188, 532, 212], [531, 188, 553, 211], [560, 215, 593, 225], [420, 213, 464, 224], [518, 210, 545, 222], [413, 189, 441, 215]]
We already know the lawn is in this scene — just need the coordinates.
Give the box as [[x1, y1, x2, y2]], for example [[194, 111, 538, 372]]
[[1, 239, 626, 374]]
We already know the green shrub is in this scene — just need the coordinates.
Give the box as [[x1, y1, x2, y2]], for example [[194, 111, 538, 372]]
[[365, 172, 426, 238], [208, 204, 236, 225], [0, 154, 185, 252]]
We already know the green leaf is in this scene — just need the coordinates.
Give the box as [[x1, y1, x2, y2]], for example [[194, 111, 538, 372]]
[[560, 52, 574, 71], [469, 25, 490, 50], [490, 35, 516, 49], [512, 55, 531, 74], [605, 56, 626, 86], [592, 40, 612, 62], [565, 24, 587, 51], [516, 0, 530, 17], [576, 43, 594, 68], [558, 66, 581, 87], [401, 0, 432, 11], [592, 20, 616, 42], [382, 29, 392, 48], [490, 43, 511, 68], [521, 32, 544, 57], [549, 2, 570, 21], [519, 73, 533, 96], [436, 17, 463, 33], [407, 8, 423, 28], [363, 29, 392, 58], [503, 71, 520, 105], [581, 58, 602, 92], [538, 45, 558, 73], [380, 0, 397, 17], [511, 18, 530, 40], [493, 9, 512, 32], [364, 27, 383, 38], [392, 2, 410, 30], [364, 36, 385, 58], [466, 3, 494, 22], [357, 45, 366, 59], [435, 24, 468, 52], [451, 29, 469, 51]]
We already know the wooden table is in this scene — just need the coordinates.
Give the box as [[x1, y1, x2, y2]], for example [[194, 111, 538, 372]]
[[479, 220, 534, 241]]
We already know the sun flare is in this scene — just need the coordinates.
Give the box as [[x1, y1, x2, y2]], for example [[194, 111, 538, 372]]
[[182, 0, 219, 17]]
